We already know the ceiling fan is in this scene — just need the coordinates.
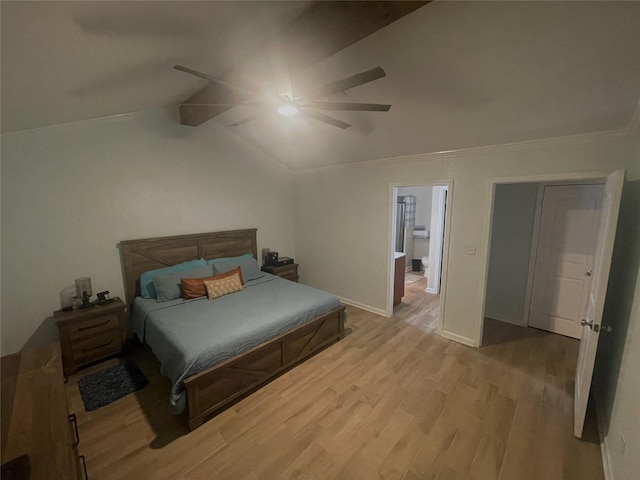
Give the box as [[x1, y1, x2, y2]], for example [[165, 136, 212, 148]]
[[174, 64, 391, 129]]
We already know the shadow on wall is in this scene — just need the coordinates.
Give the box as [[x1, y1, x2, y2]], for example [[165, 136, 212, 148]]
[[594, 179, 640, 438]]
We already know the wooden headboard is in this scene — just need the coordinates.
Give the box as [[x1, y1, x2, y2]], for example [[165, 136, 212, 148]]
[[118, 228, 257, 308]]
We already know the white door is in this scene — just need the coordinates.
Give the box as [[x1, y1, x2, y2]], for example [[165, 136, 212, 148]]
[[574, 170, 624, 438], [427, 186, 447, 294], [528, 183, 605, 338]]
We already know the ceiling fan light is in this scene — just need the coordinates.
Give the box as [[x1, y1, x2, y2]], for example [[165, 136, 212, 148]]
[[277, 104, 298, 117]]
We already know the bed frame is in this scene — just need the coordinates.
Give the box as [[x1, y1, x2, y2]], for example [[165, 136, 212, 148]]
[[119, 228, 345, 430]]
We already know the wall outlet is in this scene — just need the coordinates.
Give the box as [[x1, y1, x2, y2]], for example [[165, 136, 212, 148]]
[[464, 245, 477, 255]]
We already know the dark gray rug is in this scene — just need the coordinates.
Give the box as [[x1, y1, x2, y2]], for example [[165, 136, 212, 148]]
[[78, 360, 148, 411]]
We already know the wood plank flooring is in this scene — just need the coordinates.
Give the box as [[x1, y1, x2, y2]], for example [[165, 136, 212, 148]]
[[66, 278, 603, 480]]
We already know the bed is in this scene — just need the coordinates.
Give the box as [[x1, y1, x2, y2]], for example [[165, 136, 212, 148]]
[[119, 229, 345, 430]]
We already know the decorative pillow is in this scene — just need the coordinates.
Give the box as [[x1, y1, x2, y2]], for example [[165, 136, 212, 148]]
[[153, 265, 213, 302], [210, 254, 263, 281], [181, 267, 244, 300], [203, 271, 243, 300], [139, 259, 207, 299]]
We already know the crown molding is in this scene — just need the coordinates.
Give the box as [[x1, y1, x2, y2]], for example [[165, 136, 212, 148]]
[[295, 128, 630, 175], [0, 109, 156, 136], [1, 106, 295, 175]]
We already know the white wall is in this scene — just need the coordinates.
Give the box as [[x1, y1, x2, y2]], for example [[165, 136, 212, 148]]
[[484, 183, 539, 325], [427, 186, 447, 294], [293, 132, 639, 344], [0, 109, 296, 355]]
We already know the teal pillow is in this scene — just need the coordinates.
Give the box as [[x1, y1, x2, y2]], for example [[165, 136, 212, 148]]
[[210, 254, 263, 281], [139, 259, 207, 299], [153, 264, 213, 302], [207, 254, 252, 266]]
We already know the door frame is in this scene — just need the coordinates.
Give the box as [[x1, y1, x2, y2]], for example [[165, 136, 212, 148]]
[[522, 181, 606, 329], [478, 170, 620, 346], [387, 179, 454, 335]]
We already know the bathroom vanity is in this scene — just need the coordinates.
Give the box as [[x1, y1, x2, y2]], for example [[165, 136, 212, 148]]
[[393, 252, 406, 306]]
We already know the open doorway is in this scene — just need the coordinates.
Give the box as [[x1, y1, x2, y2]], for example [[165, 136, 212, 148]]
[[481, 171, 624, 438], [483, 180, 604, 338], [390, 183, 449, 332]]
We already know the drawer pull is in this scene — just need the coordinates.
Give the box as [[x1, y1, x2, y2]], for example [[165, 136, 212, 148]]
[[77, 320, 110, 331], [79, 455, 89, 479], [81, 340, 113, 353], [68, 413, 80, 446]]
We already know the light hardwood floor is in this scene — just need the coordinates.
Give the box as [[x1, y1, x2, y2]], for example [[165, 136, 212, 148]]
[[66, 278, 604, 480], [397, 273, 439, 331]]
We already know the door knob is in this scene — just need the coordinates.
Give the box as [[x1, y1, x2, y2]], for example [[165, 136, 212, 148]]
[[586, 270, 592, 276], [581, 319, 593, 328]]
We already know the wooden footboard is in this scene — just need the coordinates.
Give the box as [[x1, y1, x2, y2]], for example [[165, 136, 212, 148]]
[[184, 306, 345, 430]]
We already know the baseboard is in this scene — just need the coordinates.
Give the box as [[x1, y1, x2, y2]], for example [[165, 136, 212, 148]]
[[594, 394, 614, 480], [439, 330, 476, 347], [336, 296, 388, 318], [484, 312, 526, 327]]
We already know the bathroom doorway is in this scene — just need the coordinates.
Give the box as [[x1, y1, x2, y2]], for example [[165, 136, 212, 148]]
[[390, 182, 450, 332]]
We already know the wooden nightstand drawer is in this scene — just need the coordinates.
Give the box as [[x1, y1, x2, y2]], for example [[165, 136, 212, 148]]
[[54, 297, 127, 375], [279, 269, 299, 281], [261, 263, 299, 282], [69, 312, 119, 340], [71, 328, 121, 364]]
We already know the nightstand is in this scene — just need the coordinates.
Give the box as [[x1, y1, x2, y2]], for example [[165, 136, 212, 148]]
[[261, 263, 299, 282], [54, 298, 127, 376]]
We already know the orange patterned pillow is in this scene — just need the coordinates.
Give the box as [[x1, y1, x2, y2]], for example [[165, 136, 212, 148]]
[[203, 271, 243, 300], [182, 267, 244, 299]]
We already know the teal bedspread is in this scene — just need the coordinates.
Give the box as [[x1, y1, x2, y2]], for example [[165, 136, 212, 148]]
[[131, 274, 342, 414]]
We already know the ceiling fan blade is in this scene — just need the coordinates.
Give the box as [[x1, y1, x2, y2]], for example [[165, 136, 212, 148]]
[[229, 113, 265, 127], [302, 102, 391, 112], [300, 110, 350, 129], [303, 67, 387, 100], [266, 40, 295, 100], [174, 65, 258, 97]]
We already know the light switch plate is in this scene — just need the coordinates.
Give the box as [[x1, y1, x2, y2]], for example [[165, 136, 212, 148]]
[[464, 245, 477, 255]]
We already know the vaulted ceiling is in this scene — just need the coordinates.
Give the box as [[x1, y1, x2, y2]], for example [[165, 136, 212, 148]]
[[2, 1, 639, 169]]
